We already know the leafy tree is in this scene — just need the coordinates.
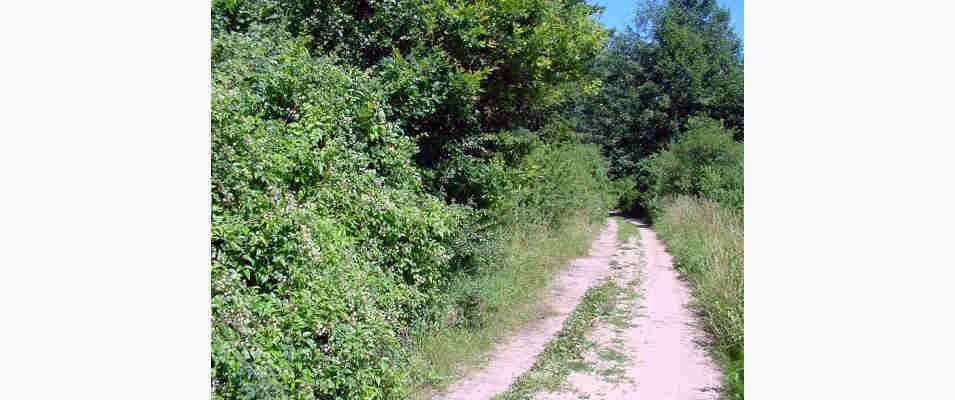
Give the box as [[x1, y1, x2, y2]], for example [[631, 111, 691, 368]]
[[212, 0, 607, 174], [577, 0, 743, 179]]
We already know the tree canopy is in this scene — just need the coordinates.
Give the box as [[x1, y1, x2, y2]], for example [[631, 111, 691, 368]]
[[577, 0, 743, 179]]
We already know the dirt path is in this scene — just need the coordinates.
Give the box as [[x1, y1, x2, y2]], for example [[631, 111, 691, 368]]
[[624, 220, 721, 399], [436, 217, 721, 400], [537, 219, 721, 400], [436, 219, 619, 400]]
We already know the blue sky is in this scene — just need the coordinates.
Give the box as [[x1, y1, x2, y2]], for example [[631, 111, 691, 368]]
[[592, 0, 744, 41]]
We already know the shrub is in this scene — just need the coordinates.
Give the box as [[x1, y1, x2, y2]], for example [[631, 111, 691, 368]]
[[212, 27, 470, 399], [637, 116, 742, 214], [515, 143, 612, 228], [608, 178, 640, 214]]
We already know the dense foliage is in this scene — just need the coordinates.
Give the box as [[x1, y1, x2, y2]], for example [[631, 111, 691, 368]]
[[638, 116, 743, 214], [211, 1, 612, 398], [211, 0, 744, 398], [577, 0, 743, 180], [212, 0, 606, 179], [212, 27, 468, 398]]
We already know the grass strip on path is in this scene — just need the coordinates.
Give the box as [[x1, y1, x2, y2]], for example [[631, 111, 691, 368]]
[[614, 216, 639, 244], [492, 280, 623, 400]]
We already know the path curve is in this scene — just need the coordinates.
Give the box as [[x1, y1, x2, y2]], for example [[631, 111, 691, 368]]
[[436, 219, 619, 400]]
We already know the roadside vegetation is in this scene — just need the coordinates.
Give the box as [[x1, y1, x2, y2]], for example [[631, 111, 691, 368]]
[[211, 1, 613, 399], [655, 197, 743, 399], [210, 0, 743, 398]]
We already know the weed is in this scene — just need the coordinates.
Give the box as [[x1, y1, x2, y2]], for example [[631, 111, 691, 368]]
[[493, 281, 622, 400], [596, 348, 627, 363], [614, 217, 640, 244], [598, 366, 626, 379]]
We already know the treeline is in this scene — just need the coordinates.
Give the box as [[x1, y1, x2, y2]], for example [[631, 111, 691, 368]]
[[576, 0, 743, 215], [211, 1, 614, 398]]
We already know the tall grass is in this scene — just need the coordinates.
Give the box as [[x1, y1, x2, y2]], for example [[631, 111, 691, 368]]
[[404, 212, 604, 398], [653, 196, 743, 399]]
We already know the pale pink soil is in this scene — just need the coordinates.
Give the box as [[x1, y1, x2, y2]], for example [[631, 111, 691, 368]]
[[626, 221, 721, 399], [436, 219, 619, 400], [550, 220, 721, 400]]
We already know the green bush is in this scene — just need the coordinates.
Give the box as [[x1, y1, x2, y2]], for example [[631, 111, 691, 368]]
[[637, 116, 742, 214], [608, 178, 640, 214], [212, 27, 471, 399], [483, 141, 610, 227]]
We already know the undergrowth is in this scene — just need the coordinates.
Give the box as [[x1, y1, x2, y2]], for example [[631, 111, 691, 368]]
[[210, 2, 613, 397], [653, 196, 743, 399], [637, 116, 743, 217]]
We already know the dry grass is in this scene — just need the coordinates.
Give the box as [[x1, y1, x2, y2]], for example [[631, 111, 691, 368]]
[[654, 196, 743, 399]]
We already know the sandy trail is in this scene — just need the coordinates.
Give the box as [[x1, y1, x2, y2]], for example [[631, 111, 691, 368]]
[[624, 220, 721, 399], [539, 219, 721, 400], [436, 219, 619, 400]]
